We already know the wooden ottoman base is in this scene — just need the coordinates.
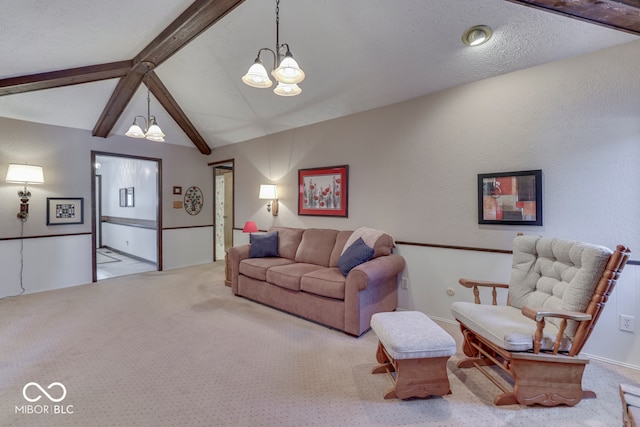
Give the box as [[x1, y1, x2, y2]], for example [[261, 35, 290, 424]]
[[370, 311, 456, 400], [372, 341, 452, 399]]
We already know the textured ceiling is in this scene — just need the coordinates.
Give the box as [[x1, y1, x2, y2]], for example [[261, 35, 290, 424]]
[[0, 0, 637, 151]]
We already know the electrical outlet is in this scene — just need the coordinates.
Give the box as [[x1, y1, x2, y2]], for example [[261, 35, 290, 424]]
[[401, 277, 408, 289], [620, 315, 635, 332]]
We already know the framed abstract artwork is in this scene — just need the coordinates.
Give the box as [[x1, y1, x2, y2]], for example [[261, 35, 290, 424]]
[[46, 197, 84, 225], [298, 165, 348, 217], [478, 169, 542, 226]]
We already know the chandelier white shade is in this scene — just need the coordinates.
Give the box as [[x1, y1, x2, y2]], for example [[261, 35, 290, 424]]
[[272, 52, 305, 84], [242, 60, 273, 88]]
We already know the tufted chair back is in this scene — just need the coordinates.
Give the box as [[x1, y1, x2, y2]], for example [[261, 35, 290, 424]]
[[507, 235, 613, 338]]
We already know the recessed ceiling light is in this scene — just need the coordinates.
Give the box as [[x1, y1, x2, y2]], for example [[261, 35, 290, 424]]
[[462, 25, 493, 46]]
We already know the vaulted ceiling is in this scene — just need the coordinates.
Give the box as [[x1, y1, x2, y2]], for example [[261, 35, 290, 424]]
[[1, 0, 638, 155]]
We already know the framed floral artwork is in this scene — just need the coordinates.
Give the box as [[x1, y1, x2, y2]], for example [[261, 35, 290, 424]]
[[298, 165, 348, 217], [478, 169, 542, 226]]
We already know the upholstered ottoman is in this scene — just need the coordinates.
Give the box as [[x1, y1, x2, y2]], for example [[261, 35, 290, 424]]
[[371, 311, 456, 399]]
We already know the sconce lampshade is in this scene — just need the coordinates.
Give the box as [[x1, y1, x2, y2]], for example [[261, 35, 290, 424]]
[[242, 221, 259, 233], [259, 184, 278, 200], [5, 164, 45, 184]]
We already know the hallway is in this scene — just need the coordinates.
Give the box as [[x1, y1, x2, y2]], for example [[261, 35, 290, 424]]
[[96, 248, 156, 280]]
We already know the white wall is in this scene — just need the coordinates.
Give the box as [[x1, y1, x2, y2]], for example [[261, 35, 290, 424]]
[[211, 40, 640, 367], [163, 227, 214, 270], [0, 117, 214, 297]]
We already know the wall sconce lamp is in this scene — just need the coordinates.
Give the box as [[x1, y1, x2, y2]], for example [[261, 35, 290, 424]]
[[259, 184, 278, 216], [5, 164, 45, 221]]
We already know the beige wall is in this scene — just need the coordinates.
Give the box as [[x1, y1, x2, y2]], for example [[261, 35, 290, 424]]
[[211, 40, 640, 254]]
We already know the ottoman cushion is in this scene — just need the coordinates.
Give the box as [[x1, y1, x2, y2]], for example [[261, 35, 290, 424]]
[[371, 311, 456, 360]]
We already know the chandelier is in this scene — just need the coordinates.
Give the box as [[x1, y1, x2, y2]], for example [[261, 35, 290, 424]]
[[241, 0, 305, 96]]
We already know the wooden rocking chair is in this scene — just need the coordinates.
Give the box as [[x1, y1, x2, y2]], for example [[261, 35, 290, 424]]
[[451, 235, 630, 407]]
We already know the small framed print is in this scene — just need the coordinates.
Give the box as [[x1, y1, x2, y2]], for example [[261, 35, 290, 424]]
[[478, 169, 542, 226], [47, 197, 84, 225], [173, 186, 182, 195]]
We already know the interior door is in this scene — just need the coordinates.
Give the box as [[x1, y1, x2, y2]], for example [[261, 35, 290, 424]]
[[212, 160, 234, 261]]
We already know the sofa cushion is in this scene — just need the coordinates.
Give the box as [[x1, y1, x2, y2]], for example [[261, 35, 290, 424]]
[[239, 257, 295, 282], [266, 263, 325, 291], [338, 238, 374, 276], [342, 227, 395, 259], [300, 268, 346, 300], [269, 227, 304, 260], [329, 230, 353, 267], [451, 301, 570, 352], [249, 231, 279, 258], [295, 229, 339, 267]]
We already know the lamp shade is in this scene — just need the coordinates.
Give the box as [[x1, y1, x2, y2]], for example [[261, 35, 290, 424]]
[[242, 221, 259, 233], [145, 123, 165, 142], [5, 164, 45, 184], [273, 82, 301, 97], [125, 124, 146, 138], [242, 60, 273, 88], [273, 52, 305, 84], [259, 184, 277, 199]]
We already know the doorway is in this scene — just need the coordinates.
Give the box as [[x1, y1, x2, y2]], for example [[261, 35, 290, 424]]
[[211, 160, 234, 261], [91, 152, 162, 281]]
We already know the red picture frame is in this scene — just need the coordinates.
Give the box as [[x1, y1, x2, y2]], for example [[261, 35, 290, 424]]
[[298, 165, 348, 217]]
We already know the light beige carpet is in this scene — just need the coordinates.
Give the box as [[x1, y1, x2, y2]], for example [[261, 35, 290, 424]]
[[1, 261, 638, 426]]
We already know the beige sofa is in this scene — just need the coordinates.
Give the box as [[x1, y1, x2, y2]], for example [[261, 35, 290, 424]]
[[227, 227, 406, 336]]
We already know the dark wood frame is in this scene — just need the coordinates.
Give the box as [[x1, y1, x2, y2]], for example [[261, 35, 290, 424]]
[[298, 165, 348, 217], [46, 197, 84, 225], [478, 169, 542, 226]]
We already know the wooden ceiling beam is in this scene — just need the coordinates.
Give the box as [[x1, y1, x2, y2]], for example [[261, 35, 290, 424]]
[[146, 71, 212, 155], [93, 0, 245, 148], [92, 62, 151, 138], [133, 0, 245, 69], [0, 61, 132, 96], [505, 0, 640, 35]]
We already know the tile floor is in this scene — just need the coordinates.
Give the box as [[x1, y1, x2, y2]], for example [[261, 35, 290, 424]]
[[96, 247, 157, 280]]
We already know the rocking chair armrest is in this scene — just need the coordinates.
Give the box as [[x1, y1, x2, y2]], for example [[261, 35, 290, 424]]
[[521, 306, 593, 355], [458, 278, 509, 305], [458, 278, 510, 289], [521, 306, 593, 323]]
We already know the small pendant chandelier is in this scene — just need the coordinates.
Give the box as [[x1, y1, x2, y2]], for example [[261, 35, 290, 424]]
[[126, 66, 166, 142], [242, 0, 305, 96]]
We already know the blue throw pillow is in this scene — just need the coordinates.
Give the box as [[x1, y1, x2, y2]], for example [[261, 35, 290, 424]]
[[249, 231, 279, 258], [338, 237, 374, 276]]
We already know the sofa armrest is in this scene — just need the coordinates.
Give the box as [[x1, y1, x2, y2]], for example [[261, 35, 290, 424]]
[[347, 253, 406, 291], [227, 244, 250, 294]]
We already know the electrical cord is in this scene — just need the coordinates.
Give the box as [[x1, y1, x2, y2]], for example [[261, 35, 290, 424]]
[[0, 219, 26, 300]]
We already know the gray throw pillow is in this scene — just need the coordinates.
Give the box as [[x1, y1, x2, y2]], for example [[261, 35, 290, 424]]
[[338, 237, 374, 276], [249, 231, 279, 258]]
